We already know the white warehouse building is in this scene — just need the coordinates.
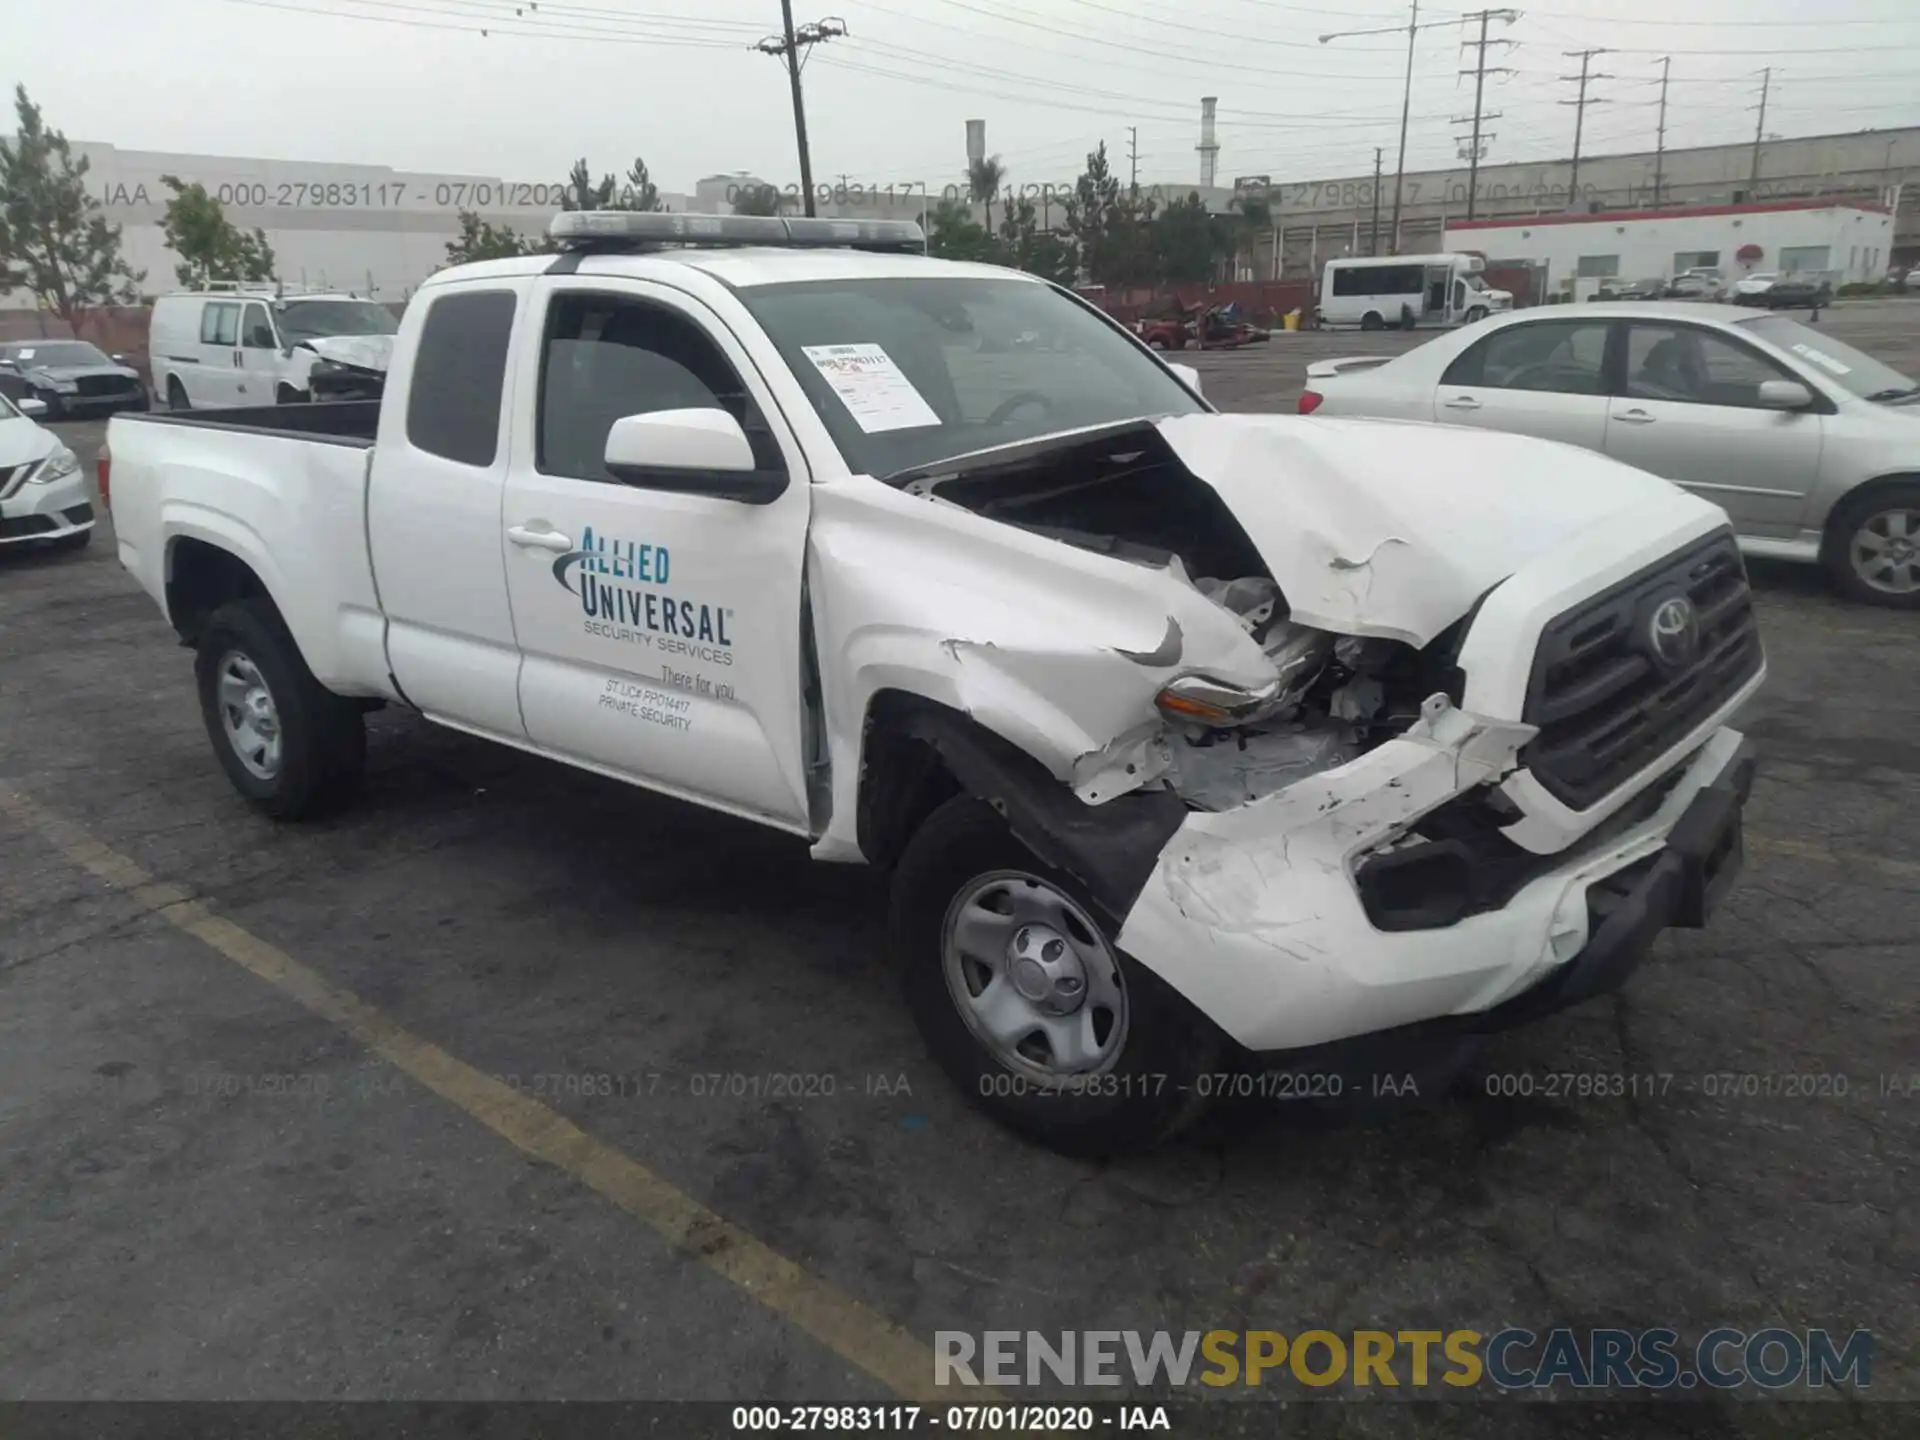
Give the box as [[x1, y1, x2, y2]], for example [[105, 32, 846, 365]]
[[1443, 200, 1896, 297]]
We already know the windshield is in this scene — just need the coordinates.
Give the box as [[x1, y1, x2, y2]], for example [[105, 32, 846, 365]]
[[273, 300, 399, 343], [1740, 315, 1918, 401], [3, 341, 110, 367], [736, 275, 1206, 479]]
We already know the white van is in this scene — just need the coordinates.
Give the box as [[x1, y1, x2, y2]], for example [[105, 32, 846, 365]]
[[1317, 253, 1512, 331], [148, 286, 399, 410]]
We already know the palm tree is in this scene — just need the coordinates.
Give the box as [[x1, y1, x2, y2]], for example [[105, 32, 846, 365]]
[[968, 154, 1006, 228]]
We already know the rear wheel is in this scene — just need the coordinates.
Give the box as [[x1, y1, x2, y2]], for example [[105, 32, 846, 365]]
[[891, 795, 1221, 1156], [1827, 483, 1920, 608], [194, 598, 366, 817], [1360, 311, 1384, 331], [166, 376, 190, 411]]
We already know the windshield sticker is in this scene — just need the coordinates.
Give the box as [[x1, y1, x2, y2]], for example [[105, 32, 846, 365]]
[[14, 348, 33, 360], [1790, 343, 1852, 376], [801, 342, 942, 433]]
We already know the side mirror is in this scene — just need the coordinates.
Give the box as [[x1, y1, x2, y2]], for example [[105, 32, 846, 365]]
[[603, 408, 788, 505], [1757, 379, 1814, 411], [1168, 361, 1203, 396], [18, 395, 48, 419]]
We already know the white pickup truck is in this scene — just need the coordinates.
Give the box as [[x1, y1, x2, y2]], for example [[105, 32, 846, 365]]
[[106, 212, 1763, 1154]]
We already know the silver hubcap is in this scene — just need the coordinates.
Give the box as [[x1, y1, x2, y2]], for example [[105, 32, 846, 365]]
[[1851, 507, 1920, 594], [940, 871, 1128, 1081], [216, 650, 283, 780]]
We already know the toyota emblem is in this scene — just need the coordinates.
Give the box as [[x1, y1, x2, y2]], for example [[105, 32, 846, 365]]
[[1646, 595, 1699, 669]]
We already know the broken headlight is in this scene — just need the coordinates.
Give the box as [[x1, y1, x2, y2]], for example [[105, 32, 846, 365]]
[[1154, 674, 1289, 728]]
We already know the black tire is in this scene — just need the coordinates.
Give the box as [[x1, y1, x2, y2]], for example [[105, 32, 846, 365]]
[[47, 529, 91, 553], [193, 597, 366, 818], [166, 376, 190, 411], [890, 794, 1223, 1156], [1824, 482, 1920, 609], [131, 385, 151, 413], [1360, 312, 1384, 331], [1465, 306, 1488, 324], [34, 388, 64, 421], [276, 384, 308, 405]]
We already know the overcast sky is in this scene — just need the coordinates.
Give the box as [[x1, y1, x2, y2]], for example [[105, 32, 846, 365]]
[[10, 0, 1920, 191]]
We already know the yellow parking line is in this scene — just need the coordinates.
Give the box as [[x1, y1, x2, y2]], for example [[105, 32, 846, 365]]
[[1748, 834, 1920, 882], [0, 787, 947, 1405]]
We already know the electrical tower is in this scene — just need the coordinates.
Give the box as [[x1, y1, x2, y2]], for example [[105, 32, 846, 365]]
[[754, 6, 847, 217], [1453, 7, 1518, 220], [1559, 48, 1614, 212]]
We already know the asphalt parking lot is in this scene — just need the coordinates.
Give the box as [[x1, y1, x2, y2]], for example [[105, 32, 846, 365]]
[[2, 300, 1916, 1432]]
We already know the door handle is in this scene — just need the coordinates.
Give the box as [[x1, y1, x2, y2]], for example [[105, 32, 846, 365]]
[[1613, 409, 1656, 424], [507, 524, 575, 552], [1442, 395, 1481, 410]]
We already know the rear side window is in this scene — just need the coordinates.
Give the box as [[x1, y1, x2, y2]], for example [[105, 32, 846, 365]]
[[1443, 320, 1611, 394], [406, 289, 517, 467], [200, 303, 239, 347]]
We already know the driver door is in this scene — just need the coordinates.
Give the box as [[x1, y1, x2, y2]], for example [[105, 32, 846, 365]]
[[500, 278, 816, 831], [1432, 317, 1613, 449], [238, 303, 282, 404]]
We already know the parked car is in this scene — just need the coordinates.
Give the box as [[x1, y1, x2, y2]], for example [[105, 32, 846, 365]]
[[0, 340, 148, 420], [1607, 277, 1668, 301], [1759, 273, 1835, 309], [1664, 272, 1723, 301], [1731, 272, 1779, 305], [149, 287, 397, 410], [106, 212, 1762, 1155], [1133, 315, 1189, 350], [0, 389, 95, 551], [1299, 301, 1920, 605]]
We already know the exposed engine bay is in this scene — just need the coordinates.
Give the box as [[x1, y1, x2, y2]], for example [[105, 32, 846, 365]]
[[908, 422, 1473, 812]]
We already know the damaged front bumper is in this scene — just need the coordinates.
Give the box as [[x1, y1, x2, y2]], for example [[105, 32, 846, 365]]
[[1116, 701, 1755, 1056]]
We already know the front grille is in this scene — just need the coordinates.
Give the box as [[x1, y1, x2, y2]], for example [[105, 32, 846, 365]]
[[0, 514, 57, 538], [1522, 530, 1761, 811], [75, 375, 137, 398]]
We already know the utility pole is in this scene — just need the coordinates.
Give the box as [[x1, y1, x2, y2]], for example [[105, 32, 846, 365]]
[[1749, 67, 1772, 188], [1453, 7, 1518, 220], [1559, 48, 1614, 212], [1321, 3, 1460, 255], [1370, 147, 1383, 255], [1652, 56, 1671, 209], [1128, 126, 1140, 195], [754, 6, 847, 217]]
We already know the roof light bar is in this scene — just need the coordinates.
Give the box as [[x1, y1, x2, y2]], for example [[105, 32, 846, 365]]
[[547, 210, 926, 254]]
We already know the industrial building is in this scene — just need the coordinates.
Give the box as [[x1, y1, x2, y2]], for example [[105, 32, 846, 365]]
[[1443, 201, 1898, 300], [3, 122, 1914, 305]]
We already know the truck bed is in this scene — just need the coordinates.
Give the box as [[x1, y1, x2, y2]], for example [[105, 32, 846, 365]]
[[123, 399, 381, 445]]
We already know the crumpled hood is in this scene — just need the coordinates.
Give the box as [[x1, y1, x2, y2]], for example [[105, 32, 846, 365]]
[[1156, 412, 1704, 647], [299, 335, 394, 372]]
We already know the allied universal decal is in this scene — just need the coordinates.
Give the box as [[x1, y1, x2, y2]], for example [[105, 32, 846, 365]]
[[552, 525, 735, 667]]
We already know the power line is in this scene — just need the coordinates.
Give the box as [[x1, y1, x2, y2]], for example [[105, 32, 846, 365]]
[[215, 0, 752, 45]]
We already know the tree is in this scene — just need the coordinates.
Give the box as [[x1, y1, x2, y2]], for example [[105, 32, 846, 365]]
[[732, 184, 785, 216], [616, 156, 664, 213], [0, 84, 144, 332], [442, 210, 540, 265], [998, 198, 1078, 286], [1062, 143, 1156, 288], [562, 158, 615, 211], [925, 197, 1002, 264], [967, 154, 1005, 228], [1153, 191, 1233, 286], [159, 175, 277, 287], [1231, 190, 1274, 279]]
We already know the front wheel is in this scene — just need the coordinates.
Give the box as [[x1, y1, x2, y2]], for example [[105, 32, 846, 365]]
[[1826, 483, 1920, 608], [1464, 306, 1488, 324], [166, 376, 190, 411], [891, 795, 1222, 1155], [194, 598, 367, 817], [33, 389, 64, 421]]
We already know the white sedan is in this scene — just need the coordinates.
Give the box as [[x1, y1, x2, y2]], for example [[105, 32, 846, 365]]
[[0, 390, 94, 553], [1299, 302, 1920, 606]]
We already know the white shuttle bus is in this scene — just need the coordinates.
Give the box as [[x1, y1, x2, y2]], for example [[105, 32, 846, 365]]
[[1317, 253, 1513, 331]]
